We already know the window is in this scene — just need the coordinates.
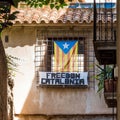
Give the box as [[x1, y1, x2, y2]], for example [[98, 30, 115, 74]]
[[35, 37, 85, 72]]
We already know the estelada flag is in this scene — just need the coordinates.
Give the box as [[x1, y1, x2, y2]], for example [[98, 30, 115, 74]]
[[54, 40, 78, 72]]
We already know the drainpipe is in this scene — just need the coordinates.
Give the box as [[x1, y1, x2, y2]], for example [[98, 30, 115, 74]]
[[117, 0, 120, 119], [93, 0, 96, 42]]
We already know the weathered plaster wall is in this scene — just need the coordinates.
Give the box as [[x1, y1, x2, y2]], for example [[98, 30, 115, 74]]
[[2, 26, 115, 119]]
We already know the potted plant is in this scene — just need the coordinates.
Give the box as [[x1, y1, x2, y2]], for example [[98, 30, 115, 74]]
[[95, 65, 117, 93], [95, 64, 117, 107]]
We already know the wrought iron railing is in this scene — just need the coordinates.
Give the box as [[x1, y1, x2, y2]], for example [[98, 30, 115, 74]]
[[93, 0, 116, 42]]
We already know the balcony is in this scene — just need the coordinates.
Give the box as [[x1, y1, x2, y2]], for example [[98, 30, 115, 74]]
[[93, 2, 117, 65], [93, 1, 117, 107]]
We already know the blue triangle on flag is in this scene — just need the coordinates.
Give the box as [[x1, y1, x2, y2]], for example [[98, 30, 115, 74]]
[[55, 40, 77, 54]]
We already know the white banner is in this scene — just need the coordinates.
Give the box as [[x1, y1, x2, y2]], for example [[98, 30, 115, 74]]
[[39, 72, 88, 87]]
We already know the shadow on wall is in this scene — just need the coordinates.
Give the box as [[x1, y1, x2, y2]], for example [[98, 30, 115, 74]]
[[13, 48, 113, 118], [2, 26, 36, 48], [12, 46, 90, 116], [15, 71, 114, 119]]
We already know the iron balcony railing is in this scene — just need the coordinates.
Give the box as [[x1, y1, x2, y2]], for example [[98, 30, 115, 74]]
[[93, 0, 116, 42], [93, 0, 117, 65]]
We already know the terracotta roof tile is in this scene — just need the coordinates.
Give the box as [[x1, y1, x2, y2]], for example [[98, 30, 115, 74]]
[[11, 7, 116, 24]]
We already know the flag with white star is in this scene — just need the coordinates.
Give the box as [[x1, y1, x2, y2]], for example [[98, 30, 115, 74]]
[[54, 40, 78, 72]]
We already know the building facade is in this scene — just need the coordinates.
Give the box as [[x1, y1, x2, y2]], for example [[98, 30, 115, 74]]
[[2, 2, 117, 120]]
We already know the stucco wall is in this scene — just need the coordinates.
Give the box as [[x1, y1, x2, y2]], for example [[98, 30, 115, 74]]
[[2, 26, 116, 119]]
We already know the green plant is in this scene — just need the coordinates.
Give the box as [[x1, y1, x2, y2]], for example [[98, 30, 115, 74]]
[[6, 54, 20, 90], [95, 65, 113, 93], [6, 55, 19, 77]]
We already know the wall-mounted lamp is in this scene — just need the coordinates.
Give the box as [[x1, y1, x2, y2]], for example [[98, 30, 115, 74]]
[[5, 35, 9, 43]]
